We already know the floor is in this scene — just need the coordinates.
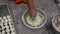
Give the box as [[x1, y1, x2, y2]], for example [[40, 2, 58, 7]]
[[0, 0, 60, 34]]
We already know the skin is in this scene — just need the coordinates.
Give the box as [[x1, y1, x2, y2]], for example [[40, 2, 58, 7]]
[[16, 0, 37, 17], [27, 0, 37, 17]]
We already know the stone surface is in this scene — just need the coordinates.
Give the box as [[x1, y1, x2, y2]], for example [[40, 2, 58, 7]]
[[0, 0, 60, 34]]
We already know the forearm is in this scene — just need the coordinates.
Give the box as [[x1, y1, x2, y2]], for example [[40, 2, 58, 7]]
[[27, 0, 36, 9], [27, 0, 37, 17]]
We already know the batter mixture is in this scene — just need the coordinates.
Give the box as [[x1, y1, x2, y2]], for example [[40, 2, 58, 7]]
[[26, 12, 43, 27]]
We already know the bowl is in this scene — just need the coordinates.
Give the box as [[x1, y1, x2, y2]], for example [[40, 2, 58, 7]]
[[52, 15, 60, 34], [22, 8, 47, 29]]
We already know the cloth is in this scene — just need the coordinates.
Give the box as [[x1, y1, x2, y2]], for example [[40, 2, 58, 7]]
[[16, 0, 28, 4]]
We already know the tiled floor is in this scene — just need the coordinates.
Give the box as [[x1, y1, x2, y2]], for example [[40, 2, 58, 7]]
[[0, 0, 60, 34]]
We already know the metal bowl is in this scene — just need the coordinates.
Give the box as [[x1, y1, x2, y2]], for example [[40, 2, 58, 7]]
[[52, 15, 60, 34], [22, 8, 47, 29]]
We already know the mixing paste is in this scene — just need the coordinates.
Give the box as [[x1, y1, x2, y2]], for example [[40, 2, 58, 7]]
[[26, 12, 43, 27]]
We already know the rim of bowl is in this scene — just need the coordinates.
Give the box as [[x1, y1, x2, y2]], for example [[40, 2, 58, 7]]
[[22, 8, 47, 29]]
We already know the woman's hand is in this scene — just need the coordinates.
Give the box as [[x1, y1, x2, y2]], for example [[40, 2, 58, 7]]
[[16, 0, 37, 17], [27, 0, 37, 17], [28, 9, 37, 17]]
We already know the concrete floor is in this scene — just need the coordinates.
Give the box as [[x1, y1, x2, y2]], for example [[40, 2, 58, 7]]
[[0, 0, 60, 34]]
